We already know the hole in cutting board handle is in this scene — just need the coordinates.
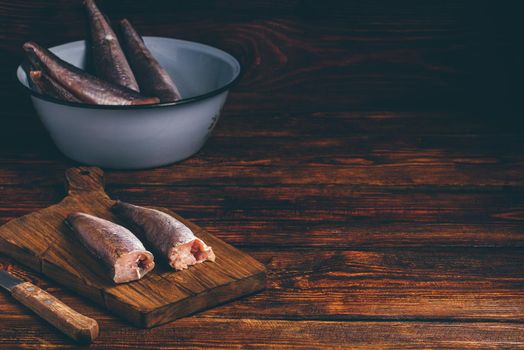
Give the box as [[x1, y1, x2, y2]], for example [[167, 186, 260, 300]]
[[65, 167, 105, 195]]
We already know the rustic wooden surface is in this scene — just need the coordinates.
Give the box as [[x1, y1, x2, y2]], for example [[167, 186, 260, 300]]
[[0, 167, 266, 328], [1, 0, 524, 348]]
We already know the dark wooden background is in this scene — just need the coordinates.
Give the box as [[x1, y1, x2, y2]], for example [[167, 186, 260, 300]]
[[1, 0, 524, 348]]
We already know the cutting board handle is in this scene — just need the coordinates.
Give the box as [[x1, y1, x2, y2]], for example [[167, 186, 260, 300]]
[[65, 167, 105, 195]]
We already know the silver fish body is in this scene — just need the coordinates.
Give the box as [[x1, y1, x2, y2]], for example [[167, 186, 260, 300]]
[[66, 212, 155, 283], [29, 70, 81, 103], [23, 41, 159, 105], [84, 0, 139, 92], [120, 19, 182, 102], [112, 201, 215, 270]]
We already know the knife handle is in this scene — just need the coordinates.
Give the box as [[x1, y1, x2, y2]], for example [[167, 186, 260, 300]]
[[11, 282, 99, 343]]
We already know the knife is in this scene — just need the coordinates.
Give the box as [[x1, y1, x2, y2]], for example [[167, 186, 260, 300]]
[[0, 270, 99, 343]]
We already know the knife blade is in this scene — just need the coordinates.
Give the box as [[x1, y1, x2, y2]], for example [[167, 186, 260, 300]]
[[0, 269, 22, 291], [0, 270, 99, 343]]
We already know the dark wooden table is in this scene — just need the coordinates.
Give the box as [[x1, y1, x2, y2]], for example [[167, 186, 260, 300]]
[[1, 1, 524, 348]]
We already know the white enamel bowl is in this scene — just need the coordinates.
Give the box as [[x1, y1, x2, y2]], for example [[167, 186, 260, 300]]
[[17, 37, 241, 169]]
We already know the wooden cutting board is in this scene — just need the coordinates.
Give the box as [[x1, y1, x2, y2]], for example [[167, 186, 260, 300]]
[[0, 167, 266, 328]]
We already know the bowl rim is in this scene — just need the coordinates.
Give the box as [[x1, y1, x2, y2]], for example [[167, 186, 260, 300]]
[[16, 36, 242, 110]]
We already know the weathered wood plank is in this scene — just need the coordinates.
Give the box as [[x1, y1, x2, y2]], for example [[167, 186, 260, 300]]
[[0, 110, 522, 187], [66, 135, 524, 167], [5, 185, 524, 222], [0, 161, 522, 187], [3, 110, 523, 136], [2, 247, 523, 322], [1, 318, 523, 349], [1, 109, 522, 188], [214, 248, 524, 321], [1, 186, 523, 248]]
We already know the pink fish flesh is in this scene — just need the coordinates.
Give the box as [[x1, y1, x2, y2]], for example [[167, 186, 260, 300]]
[[112, 201, 215, 270]]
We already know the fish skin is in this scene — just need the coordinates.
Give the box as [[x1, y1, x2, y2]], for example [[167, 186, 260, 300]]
[[119, 19, 182, 102], [84, 0, 140, 92], [112, 201, 215, 270], [29, 70, 82, 103], [66, 212, 155, 284], [23, 41, 159, 105]]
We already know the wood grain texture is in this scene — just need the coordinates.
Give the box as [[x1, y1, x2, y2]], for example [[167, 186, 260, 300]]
[[1, 318, 524, 349], [0, 167, 266, 328], [2, 247, 523, 322], [1, 0, 524, 348], [0, 111, 522, 188], [2, 185, 524, 249]]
